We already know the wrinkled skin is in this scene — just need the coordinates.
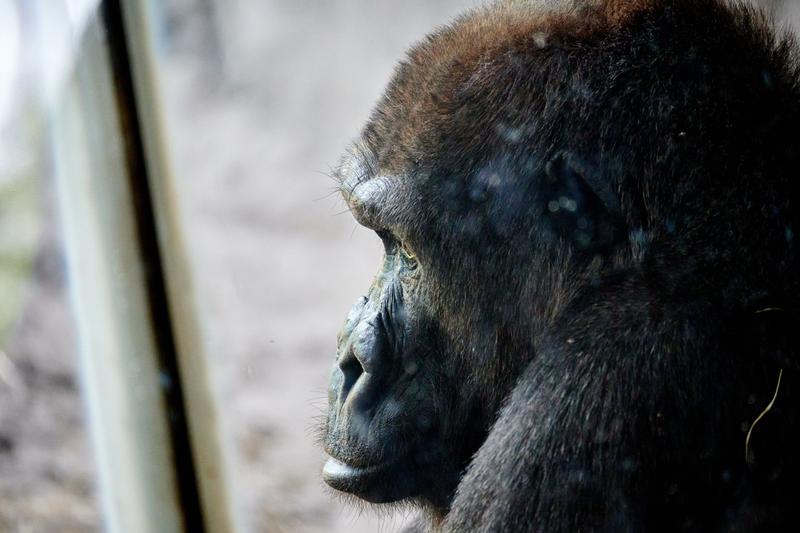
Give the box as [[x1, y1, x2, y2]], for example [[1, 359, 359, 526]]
[[323, 172, 490, 508], [321, 0, 800, 531]]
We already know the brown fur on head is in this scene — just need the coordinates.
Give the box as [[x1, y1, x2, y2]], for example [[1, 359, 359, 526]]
[[358, 0, 658, 177]]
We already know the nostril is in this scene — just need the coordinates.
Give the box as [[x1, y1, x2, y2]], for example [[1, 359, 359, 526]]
[[338, 351, 365, 400]]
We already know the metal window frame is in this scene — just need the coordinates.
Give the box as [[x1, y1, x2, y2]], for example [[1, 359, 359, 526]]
[[52, 1, 238, 531]]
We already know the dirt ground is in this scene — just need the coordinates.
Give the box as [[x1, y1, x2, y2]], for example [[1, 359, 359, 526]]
[[1, 0, 799, 532]]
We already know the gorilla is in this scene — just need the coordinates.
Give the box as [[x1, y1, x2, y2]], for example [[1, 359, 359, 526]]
[[321, 0, 800, 531]]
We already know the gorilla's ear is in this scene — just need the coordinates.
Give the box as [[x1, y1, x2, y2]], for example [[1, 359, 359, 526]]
[[542, 152, 625, 253]]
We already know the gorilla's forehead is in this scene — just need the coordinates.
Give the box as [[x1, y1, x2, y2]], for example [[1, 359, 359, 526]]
[[356, 0, 652, 177], [334, 0, 661, 234]]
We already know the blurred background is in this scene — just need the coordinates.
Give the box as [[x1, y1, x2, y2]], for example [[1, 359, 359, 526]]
[[0, 0, 798, 532]]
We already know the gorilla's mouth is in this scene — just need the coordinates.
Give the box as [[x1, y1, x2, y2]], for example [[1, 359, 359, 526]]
[[322, 454, 412, 503]]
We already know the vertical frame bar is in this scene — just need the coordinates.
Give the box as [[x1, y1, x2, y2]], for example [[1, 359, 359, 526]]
[[52, 1, 239, 531], [51, 11, 188, 533], [112, 1, 240, 532]]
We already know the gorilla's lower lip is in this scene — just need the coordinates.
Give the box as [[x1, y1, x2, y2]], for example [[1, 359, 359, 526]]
[[323, 456, 389, 483], [323, 456, 405, 502]]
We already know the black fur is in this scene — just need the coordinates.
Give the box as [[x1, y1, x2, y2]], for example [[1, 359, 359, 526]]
[[322, 0, 800, 531]]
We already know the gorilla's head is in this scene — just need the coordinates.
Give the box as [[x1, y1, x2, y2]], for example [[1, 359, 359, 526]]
[[321, 2, 630, 510]]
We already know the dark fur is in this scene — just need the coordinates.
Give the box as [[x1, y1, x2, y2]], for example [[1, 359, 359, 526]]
[[323, 0, 800, 531]]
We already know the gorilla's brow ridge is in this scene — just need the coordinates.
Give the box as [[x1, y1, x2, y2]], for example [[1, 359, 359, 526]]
[[336, 142, 388, 228], [335, 142, 378, 192]]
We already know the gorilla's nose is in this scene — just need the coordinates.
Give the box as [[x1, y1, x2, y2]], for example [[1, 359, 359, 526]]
[[338, 347, 365, 403], [336, 314, 387, 407]]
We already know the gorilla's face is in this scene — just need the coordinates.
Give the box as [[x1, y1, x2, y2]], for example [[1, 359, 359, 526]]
[[319, 141, 572, 507], [322, 161, 472, 506], [319, 127, 617, 510]]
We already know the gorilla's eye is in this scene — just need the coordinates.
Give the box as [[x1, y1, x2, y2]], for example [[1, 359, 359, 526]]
[[376, 230, 418, 271], [399, 242, 419, 270]]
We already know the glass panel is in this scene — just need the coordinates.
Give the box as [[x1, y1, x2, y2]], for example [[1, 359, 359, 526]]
[[148, 1, 480, 531], [0, 1, 101, 530]]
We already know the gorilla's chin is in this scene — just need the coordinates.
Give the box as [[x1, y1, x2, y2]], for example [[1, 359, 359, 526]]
[[322, 455, 417, 504]]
